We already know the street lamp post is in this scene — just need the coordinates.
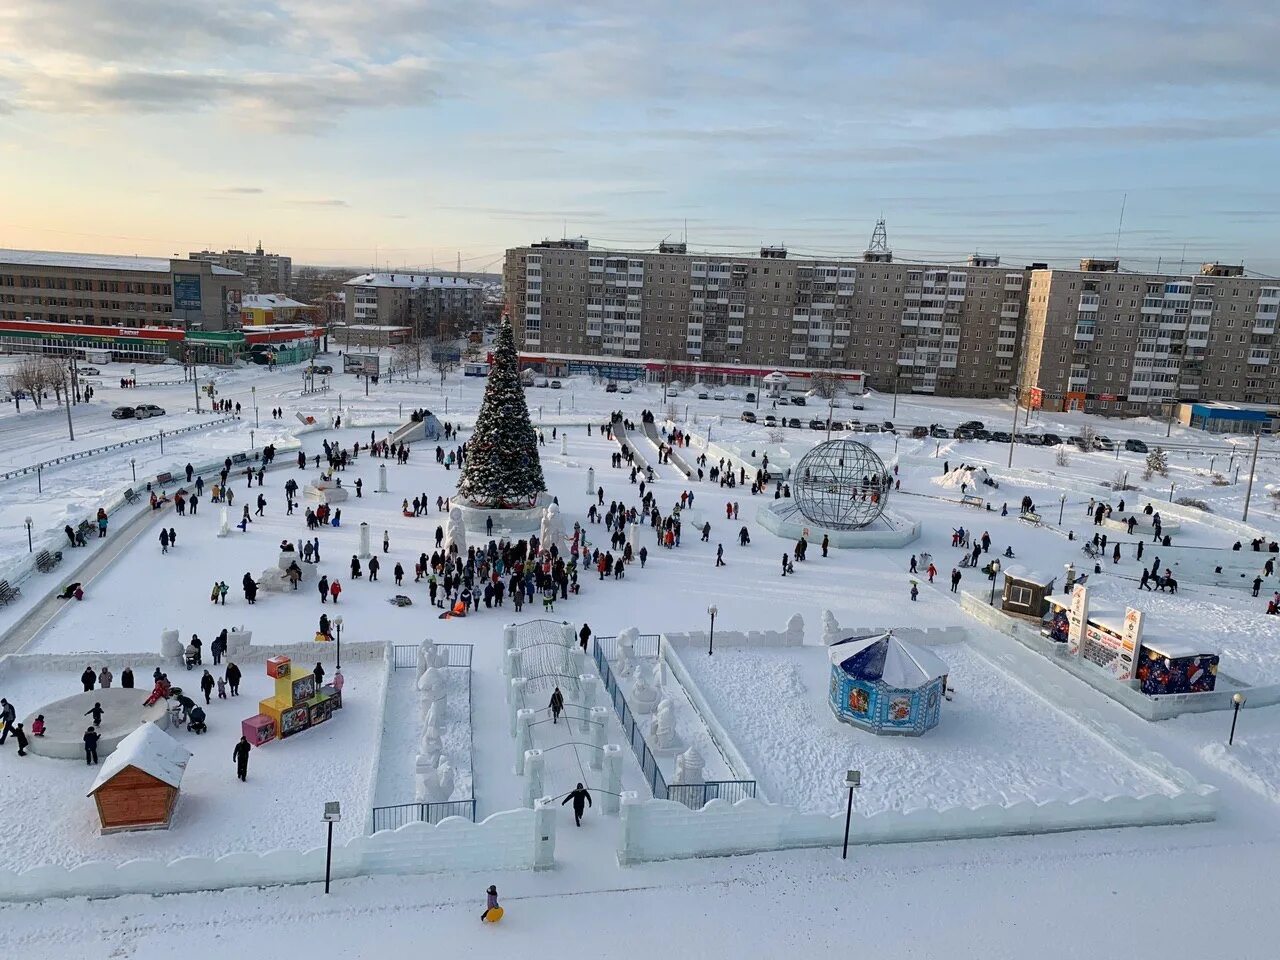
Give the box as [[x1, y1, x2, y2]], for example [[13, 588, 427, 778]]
[[252, 386, 259, 429], [334, 616, 344, 670], [707, 604, 717, 656], [130, 458, 136, 482], [842, 769, 861, 860], [989, 558, 1001, 606], [1229, 692, 1246, 746], [24, 516, 32, 552], [1058, 494, 1066, 525], [322, 801, 341, 894]]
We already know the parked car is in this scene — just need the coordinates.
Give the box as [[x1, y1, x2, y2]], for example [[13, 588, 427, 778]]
[[790, 395, 807, 406], [111, 406, 136, 419], [550, 379, 562, 389], [741, 411, 757, 423], [959, 420, 985, 431], [1093, 436, 1116, 451], [787, 417, 802, 429], [930, 425, 951, 439], [882, 420, 895, 432], [605, 382, 618, 393], [829, 420, 846, 431], [713, 392, 726, 401], [1041, 433, 1064, 446], [307, 363, 333, 375], [535, 377, 550, 388], [79, 366, 101, 376], [697, 390, 709, 400], [862, 423, 880, 433], [911, 425, 929, 438], [764, 414, 778, 427], [991, 431, 1013, 443], [619, 383, 632, 394], [134, 404, 166, 418], [1125, 438, 1149, 452], [974, 429, 992, 441], [955, 427, 976, 440], [1068, 435, 1087, 449], [1020, 433, 1044, 445], [849, 402, 865, 411], [809, 418, 827, 430], [745, 391, 757, 403]]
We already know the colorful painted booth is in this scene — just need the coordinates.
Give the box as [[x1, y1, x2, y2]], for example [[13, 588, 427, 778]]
[[827, 632, 948, 736]]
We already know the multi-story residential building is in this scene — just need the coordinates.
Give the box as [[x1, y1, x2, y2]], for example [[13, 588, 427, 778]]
[[342, 272, 486, 337], [504, 239, 1028, 397], [189, 244, 292, 294], [1020, 260, 1280, 414], [0, 249, 246, 331]]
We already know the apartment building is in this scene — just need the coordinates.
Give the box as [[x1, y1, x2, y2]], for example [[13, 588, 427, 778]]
[[342, 272, 486, 337], [0, 249, 246, 331], [189, 244, 291, 294], [1020, 260, 1280, 414], [503, 239, 1028, 397]]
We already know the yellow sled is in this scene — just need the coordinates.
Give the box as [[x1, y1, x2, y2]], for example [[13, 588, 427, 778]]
[[482, 907, 504, 923]]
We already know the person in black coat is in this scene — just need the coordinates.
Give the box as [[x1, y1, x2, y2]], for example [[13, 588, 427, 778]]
[[12, 723, 27, 757], [233, 736, 251, 781], [579, 623, 592, 652], [200, 669, 215, 705], [242, 573, 258, 605], [81, 665, 96, 692], [549, 687, 565, 724], [84, 726, 100, 765], [225, 662, 242, 696], [84, 701, 104, 726], [561, 782, 593, 826], [121, 667, 134, 689], [313, 661, 326, 689]]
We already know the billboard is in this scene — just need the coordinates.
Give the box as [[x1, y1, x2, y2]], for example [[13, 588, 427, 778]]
[[173, 274, 202, 311], [225, 287, 242, 326], [344, 353, 381, 376]]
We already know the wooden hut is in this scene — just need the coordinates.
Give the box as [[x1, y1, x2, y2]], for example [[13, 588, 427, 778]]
[[1000, 565, 1058, 621], [87, 722, 191, 833]]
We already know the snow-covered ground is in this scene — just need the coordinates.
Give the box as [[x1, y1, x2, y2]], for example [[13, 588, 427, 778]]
[[0, 357, 1278, 959], [676, 642, 1174, 814]]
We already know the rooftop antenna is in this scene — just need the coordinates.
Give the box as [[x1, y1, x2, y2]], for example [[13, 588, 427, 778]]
[[867, 217, 889, 254], [1114, 192, 1127, 259], [457, 251, 461, 275], [1178, 242, 1187, 275], [683, 219, 687, 244]]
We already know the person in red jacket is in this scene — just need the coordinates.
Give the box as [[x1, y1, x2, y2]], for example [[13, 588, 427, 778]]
[[329, 579, 342, 604]]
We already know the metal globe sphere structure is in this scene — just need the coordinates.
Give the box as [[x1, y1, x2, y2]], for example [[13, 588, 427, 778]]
[[792, 439, 890, 530]]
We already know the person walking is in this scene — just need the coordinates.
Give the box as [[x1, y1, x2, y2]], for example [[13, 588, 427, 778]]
[[950, 568, 962, 593], [369, 556, 380, 581], [200, 669, 215, 705], [233, 736, 251, 782], [226, 662, 242, 696], [715, 543, 726, 567], [12, 723, 27, 757], [85, 701, 104, 726], [313, 661, 326, 689], [0, 699, 15, 745], [159, 528, 170, 554], [394, 562, 404, 586], [549, 686, 565, 724], [84, 725, 100, 765], [561, 782, 593, 826], [330, 579, 343, 604], [318, 575, 330, 603], [579, 623, 592, 652]]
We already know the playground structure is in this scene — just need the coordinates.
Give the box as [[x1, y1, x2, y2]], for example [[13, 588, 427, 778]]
[[242, 655, 342, 745], [24, 687, 170, 760], [827, 632, 949, 736]]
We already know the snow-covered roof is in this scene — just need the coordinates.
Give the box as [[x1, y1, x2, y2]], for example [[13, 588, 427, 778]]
[[344, 273, 485, 290], [0, 248, 172, 272], [0, 248, 244, 278], [1002, 565, 1056, 588], [829, 632, 949, 688], [243, 294, 308, 310], [88, 722, 191, 795]]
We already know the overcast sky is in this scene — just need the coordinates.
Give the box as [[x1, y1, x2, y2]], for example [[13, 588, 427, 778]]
[[1, 0, 1278, 274]]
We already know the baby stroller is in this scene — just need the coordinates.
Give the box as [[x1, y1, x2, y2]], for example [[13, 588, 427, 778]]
[[184, 644, 199, 671], [186, 705, 207, 734]]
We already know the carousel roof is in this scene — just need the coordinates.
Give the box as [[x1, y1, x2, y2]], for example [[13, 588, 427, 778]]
[[828, 632, 949, 689]]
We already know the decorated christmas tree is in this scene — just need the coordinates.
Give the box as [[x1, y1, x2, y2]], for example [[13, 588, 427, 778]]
[[457, 318, 546, 507]]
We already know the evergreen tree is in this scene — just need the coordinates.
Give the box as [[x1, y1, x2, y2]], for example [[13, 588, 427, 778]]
[[457, 319, 546, 507], [1144, 446, 1169, 480]]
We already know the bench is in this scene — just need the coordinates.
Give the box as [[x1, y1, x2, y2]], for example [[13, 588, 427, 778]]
[[34, 549, 63, 573], [231, 453, 250, 465], [1019, 511, 1043, 527], [155, 471, 174, 486], [76, 518, 95, 538], [0, 580, 19, 605], [124, 488, 139, 504], [961, 494, 985, 508]]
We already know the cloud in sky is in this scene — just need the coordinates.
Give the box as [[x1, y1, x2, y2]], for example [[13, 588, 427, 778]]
[[0, 0, 1278, 270]]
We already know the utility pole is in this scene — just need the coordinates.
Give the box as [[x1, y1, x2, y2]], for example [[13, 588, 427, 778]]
[[1007, 386, 1019, 468], [1241, 429, 1262, 522], [63, 363, 75, 441]]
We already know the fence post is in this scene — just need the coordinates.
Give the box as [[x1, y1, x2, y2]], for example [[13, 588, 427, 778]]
[[533, 796, 557, 871], [509, 678, 526, 737], [579, 674, 597, 734], [602, 744, 622, 814], [515, 708, 535, 774], [505, 647, 522, 681], [590, 706, 608, 769], [523, 749, 544, 808]]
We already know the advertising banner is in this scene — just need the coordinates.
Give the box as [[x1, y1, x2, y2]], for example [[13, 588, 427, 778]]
[[174, 274, 202, 311], [1066, 584, 1089, 658], [344, 353, 381, 376]]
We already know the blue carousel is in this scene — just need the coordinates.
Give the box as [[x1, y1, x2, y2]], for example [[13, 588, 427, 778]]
[[827, 632, 949, 736]]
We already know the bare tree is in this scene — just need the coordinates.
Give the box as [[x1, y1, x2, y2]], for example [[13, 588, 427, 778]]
[[809, 370, 840, 399], [8, 356, 63, 409]]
